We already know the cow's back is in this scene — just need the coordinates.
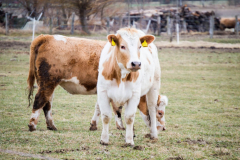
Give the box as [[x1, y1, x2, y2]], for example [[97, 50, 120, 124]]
[[34, 35, 106, 94]]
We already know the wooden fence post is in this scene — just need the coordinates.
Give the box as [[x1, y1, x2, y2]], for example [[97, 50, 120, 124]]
[[120, 16, 123, 28], [32, 18, 35, 41], [5, 13, 9, 35], [167, 16, 171, 35], [157, 16, 161, 36], [71, 12, 75, 35], [235, 15, 239, 36], [176, 17, 180, 44], [209, 15, 214, 39], [106, 17, 110, 35], [49, 17, 53, 34], [183, 19, 187, 32], [201, 0, 205, 7]]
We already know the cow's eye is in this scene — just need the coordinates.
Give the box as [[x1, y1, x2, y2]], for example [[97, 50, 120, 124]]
[[121, 46, 125, 50], [139, 46, 141, 49]]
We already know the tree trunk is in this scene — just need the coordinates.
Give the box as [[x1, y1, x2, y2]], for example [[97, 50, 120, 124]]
[[79, 9, 90, 35]]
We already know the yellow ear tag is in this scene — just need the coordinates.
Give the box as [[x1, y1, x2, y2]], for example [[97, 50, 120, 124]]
[[111, 39, 116, 46], [142, 40, 148, 47]]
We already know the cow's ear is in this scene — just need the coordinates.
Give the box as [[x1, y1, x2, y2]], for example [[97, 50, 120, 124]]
[[107, 34, 118, 46], [140, 35, 155, 47]]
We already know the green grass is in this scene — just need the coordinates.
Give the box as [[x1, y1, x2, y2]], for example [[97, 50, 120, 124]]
[[0, 38, 240, 159], [207, 38, 240, 44]]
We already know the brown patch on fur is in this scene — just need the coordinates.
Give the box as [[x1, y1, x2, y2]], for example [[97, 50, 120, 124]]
[[138, 96, 149, 115], [157, 95, 161, 106], [126, 114, 134, 125], [89, 120, 98, 131], [148, 48, 152, 54], [147, 58, 151, 64], [103, 115, 110, 124], [123, 71, 139, 83], [102, 54, 121, 86], [30, 118, 37, 125]]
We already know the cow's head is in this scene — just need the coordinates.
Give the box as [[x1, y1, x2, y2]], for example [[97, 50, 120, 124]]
[[107, 28, 155, 72], [156, 95, 168, 132]]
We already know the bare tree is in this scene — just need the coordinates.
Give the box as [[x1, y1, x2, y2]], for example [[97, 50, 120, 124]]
[[16, 0, 47, 18], [69, 0, 116, 34]]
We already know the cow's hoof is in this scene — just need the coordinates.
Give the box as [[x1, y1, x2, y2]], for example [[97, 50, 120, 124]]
[[89, 123, 98, 131], [117, 126, 125, 130], [122, 143, 134, 148], [89, 126, 97, 131], [100, 140, 108, 146], [47, 126, 57, 131], [28, 124, 36, 132], [116, 122, 125, 130], [144, 134, 151, 138], [150, 137, 158, 141]]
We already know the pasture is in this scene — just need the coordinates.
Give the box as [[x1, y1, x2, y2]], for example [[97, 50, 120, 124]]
[[0, 35, 240, 159]]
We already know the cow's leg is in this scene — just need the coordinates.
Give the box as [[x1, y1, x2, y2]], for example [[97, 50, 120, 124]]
[[146, 87, 159, 139], [98, 92, 111, 145], [124, 96, 139, 146], [43, 93, 57, 130], [28, 87, 55, 131], [138, 96, 151, 129], [112, 102, 125, 130], [90, 102, 101, 131]]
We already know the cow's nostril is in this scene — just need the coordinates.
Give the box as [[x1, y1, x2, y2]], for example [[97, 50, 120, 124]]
[[139, 62, 141, 67], [131, 62, 136, 67]]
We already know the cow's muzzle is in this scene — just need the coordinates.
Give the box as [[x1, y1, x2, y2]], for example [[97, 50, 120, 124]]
[[130, 61, 141, 71]]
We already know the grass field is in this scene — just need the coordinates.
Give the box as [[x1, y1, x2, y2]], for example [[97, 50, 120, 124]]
[[0, 36, 240, 160]]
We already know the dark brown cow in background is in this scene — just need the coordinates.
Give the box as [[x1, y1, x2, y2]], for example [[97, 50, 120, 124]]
[[220, 18, 240, 31]]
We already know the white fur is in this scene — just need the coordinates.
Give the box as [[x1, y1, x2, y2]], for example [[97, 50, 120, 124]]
[[117, 62, 130, 79], [53, 35, 67, 43], [29, 109, 40, 128], [91, 103, 101, 124], [139, 111, 151, 129], [60, 77, 97, 94]]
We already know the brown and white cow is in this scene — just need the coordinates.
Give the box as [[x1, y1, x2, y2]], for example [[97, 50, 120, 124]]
[[27, 35, 106, 131], [96, 28, 160, 145]]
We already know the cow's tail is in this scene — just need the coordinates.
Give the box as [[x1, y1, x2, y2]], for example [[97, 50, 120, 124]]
[[27, 35, 46, 107]]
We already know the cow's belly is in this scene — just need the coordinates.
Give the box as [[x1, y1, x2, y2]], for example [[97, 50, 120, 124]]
[[59, 77, 97, 95]]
